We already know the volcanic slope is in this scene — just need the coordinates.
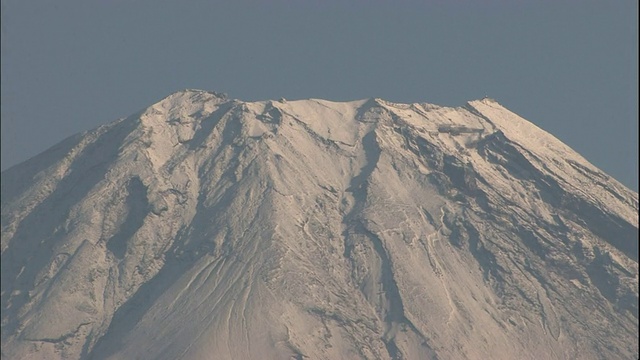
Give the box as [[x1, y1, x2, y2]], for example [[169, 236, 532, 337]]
[[1, 90, 638, 360]]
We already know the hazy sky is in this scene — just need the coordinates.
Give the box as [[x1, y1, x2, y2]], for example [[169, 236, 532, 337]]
[[1, 0, 637, 190]]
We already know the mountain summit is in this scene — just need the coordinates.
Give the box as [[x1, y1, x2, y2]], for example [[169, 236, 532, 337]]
[[1, 90, 638, 359]]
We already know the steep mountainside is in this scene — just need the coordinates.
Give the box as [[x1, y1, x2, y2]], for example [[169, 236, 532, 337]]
[[1, 90, 638, 359]]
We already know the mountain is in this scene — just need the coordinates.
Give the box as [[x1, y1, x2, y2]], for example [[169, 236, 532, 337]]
[[1, 90, 638, 360]]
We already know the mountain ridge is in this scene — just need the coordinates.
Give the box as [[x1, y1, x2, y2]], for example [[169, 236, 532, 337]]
[[1, 89, 637, 359]]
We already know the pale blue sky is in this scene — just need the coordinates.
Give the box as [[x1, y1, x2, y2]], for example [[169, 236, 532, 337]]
[[1, 0, 637, 190]]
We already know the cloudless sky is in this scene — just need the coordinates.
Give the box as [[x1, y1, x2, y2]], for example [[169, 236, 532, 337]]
[[1, 0, 638, 190]]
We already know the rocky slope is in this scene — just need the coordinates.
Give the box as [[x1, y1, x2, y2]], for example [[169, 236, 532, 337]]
[[1, 90, 638, 359]]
